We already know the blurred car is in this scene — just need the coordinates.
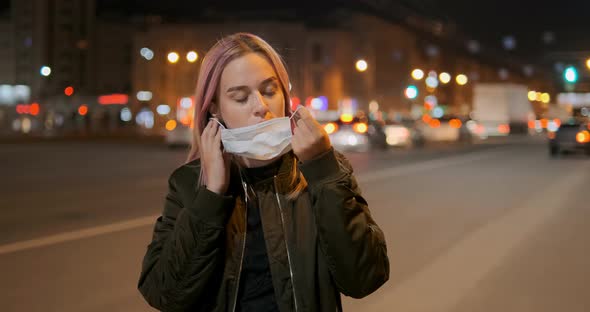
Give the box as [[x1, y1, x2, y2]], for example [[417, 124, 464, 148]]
[[418, 116, 471, 143], [548, 121, 590, 157], [366, 119, 389, 150], [383, 119, 425, 148], [322, 114, 372, 151], [165, 123, 192, 148]]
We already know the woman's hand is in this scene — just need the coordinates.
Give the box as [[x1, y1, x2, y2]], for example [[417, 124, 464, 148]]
[[201, 121, 231, 195], [291, 107, 332, 163]]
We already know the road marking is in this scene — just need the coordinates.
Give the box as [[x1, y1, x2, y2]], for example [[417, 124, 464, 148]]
[[357, 147, 507, 184], [0, 147, 508, 255], [360, 162, 590, 312], [0, 215, 159, 255]]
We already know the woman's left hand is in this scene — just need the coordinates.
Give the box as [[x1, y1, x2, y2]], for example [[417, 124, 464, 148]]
[[291, 107, 332, 163]]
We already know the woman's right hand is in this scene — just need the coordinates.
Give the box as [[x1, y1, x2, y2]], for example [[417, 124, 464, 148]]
[[201, 120, 231, 195]]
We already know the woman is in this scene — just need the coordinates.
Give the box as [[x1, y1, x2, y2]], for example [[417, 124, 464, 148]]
[[138, 33, 389, 312]]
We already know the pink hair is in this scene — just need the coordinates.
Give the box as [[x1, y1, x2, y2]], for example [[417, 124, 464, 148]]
[[187, 33, 293, 186]]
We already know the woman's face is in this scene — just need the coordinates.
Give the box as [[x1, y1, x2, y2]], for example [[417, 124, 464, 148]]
[[215, 52, 285, 129]]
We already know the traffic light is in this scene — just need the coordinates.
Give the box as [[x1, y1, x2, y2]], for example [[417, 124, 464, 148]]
[[564, 66, 578, 83]]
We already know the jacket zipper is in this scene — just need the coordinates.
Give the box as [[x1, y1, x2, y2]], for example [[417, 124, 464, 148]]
[[232, 180, 249, 312], [273, 176, 299, 312]]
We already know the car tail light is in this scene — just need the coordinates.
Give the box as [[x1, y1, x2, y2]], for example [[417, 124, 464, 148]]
[[540, 118, 548, 129], [353, 122, 368, 134], [576, 130, 590, 143], [429, 119, 441, 128], [449, 118, 462, 129], [498, 124, 510, 134], [340, 114, 353, 123], [528, 120, 536, 129], [324, 122, 338, 134]]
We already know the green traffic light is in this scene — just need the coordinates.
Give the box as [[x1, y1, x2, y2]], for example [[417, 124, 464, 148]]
[[564, 66, 578, 83]]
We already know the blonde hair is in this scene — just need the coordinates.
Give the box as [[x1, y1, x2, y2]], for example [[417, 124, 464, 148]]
[[187, 32, 306, 199]]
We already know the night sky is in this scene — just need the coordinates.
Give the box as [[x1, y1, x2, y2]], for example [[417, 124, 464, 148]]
[[2, 0, 589, 60], [95, 0, 590, 55]]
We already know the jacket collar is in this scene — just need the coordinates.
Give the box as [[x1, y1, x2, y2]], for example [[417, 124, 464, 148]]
[[233, 152, 298, 194]]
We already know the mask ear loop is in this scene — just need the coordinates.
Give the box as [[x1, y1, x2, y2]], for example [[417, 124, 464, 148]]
[[209, 118, 227, 129], [208, 118, 227, 153], [289, 105, 303, 133]]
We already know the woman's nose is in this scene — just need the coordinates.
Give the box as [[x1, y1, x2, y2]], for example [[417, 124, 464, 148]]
[[252, 91, 270, 117]]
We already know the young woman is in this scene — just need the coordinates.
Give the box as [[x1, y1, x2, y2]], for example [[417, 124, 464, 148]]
[[138, 32, 389, 312]]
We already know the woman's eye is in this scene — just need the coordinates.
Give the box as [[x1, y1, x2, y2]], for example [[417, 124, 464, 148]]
[[264, 89, 277, 97], [233, 94, 248, 102]]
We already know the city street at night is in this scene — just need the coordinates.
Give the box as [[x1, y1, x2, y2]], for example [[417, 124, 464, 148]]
[[2, 0, 590, 311], [2, 139, 589, 311]]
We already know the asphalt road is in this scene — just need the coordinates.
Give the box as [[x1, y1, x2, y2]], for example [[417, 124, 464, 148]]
[[1, 138, 589, 312]]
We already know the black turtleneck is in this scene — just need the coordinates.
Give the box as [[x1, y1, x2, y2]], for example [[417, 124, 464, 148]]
[[236, 158, 282, 312]]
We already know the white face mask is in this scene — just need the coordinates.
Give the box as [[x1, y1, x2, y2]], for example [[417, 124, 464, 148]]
[[212, 108, 301, 161]]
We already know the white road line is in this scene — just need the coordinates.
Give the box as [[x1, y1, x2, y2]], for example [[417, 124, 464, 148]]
[[0, 147, 508, 255], [361, 162, 590, 312], [357, 147, 507, 184], [0, 215, 159, 255]]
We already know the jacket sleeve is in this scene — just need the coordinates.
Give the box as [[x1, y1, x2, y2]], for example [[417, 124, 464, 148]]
[[137, 166, 234, 311], [299, 148, 390, 299]]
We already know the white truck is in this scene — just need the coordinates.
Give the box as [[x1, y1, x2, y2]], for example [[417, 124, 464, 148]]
[[471, 83, 535, 137]]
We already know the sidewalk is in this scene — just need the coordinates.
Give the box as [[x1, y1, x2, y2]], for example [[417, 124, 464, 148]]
[[0, 132, 166, 145], [472, 134, 547, 145]]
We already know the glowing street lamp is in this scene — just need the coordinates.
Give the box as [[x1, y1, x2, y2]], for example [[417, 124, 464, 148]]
[[167, 52, 180, 64], [564, 66, 578, 83], [439, 72, 451, 84], [355, 59, 368, 72], [187, 51, 198, 63], [411, 69, 424, 80], [456, 74, 468, 86], [405, 85, 418, 99], [40, 66, 51, 77], [528, 91, 537, 101]]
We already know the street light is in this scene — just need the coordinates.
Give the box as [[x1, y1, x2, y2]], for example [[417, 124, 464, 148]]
[[411, 69, 424, 80], [187, 51, 198, 63], [40, 66, 51, 77], [404, 85, 418, 99], [564, 66, 578, 83], [167, 52, 180, 64], [586, 58, 590, 70], [140, 48, 154, 60], [528, 91, 537, 101], [439, 72, 451, 84], [355, 59, 368, 72], [456, 74, 468, 86]]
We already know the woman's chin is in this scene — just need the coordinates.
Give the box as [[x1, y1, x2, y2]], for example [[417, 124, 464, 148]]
[[238, 155, 282, 168]]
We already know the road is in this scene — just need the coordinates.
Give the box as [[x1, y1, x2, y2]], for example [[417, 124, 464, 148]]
[[1, 138, 589, 312]]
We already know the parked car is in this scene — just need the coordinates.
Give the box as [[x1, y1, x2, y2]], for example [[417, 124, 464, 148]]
[[548, 120, 590, 157], [383, 119, 425, 148], [322, 114, 372, 152]]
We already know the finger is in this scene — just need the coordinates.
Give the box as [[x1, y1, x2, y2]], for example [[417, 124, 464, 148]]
[[202, 120, 213, 136], [201, 121, 217, 148], [295, 119, 315, 140], [291, 127, 302, 149], [299, 109, 322, 131], [210, 121, 219, 137], [214, 124, 222, 149], [296, 106, 315, 123]]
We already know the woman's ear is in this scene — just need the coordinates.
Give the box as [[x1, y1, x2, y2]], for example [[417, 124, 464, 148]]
[[209, 102, 220, 119]]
